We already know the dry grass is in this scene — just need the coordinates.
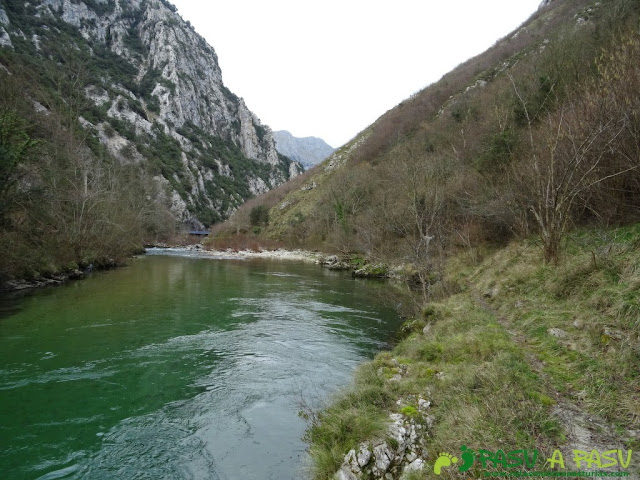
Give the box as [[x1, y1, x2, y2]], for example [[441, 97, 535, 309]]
[[350, 0, 594, 165]]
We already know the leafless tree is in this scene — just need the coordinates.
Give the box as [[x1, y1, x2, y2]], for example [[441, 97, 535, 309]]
[[510, 68, 637, 264], [378, 144, 445, 303]]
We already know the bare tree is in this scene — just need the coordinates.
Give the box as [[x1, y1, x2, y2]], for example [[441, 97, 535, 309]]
[[510, 71, 636, 264], [378, 144, 445, 303], [321, 166, 372, 253]]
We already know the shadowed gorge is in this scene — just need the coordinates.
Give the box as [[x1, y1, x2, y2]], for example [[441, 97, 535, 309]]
[[1, 0, 639, 479]]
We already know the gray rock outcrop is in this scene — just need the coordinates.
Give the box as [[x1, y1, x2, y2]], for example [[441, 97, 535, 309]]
[[0, 6, 9, 26], [334, 395, 432, 480]]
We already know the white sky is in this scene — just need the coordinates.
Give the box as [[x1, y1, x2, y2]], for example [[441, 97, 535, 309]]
[[169, 0, 542, 147]]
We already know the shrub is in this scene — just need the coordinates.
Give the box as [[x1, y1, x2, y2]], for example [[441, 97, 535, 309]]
[[249, 205, 269, 227], [476, 129, 519, 173]]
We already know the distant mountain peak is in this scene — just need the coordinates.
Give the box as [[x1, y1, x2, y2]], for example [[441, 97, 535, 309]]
[[273, 131, 334, 169]]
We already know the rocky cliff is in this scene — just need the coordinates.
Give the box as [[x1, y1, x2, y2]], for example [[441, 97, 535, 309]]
[[0, 0, 302, 228], [273, 130, 335, 169]]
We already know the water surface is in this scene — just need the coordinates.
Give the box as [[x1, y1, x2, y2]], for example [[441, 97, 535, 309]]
[[0, 252, 401, 479]]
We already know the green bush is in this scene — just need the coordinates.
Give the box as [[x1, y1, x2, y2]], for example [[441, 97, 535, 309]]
[[476, 129, 519, 173], [249, 205, 269, 227]]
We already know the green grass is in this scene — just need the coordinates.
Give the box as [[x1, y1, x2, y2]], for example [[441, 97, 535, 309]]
[[306, 224, 640, 479], [467, 224, 640, 427], [304, 364, 393, 479], [306, 291, 562, 479]]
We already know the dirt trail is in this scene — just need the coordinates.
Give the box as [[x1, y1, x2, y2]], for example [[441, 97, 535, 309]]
[[470, 285, 639, 479]]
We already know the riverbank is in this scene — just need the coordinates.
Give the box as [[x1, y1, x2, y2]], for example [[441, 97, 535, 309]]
[[146, 245, 322, 262], [155, 247, 395, 279], [0, 260, 121, 294], [306, 224, 640, 480], [0, 246, 322, 294]]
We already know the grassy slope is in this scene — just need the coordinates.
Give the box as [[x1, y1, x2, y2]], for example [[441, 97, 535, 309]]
[[265, 135, 369, 242], [307, 224, 640, 479], [464, 224, 640, 429]]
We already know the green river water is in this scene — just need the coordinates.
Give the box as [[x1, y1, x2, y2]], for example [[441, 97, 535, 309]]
[[0, 250, 402, 480]]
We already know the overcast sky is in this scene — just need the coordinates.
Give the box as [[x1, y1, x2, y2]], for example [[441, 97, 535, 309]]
[[169, 0, 542, 147]]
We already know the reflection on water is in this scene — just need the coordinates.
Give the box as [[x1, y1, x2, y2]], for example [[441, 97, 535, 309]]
[[0, 253, 401, 480]]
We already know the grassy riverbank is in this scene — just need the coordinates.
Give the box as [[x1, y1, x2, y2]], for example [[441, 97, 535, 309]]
[[305, 224, 640, 479]]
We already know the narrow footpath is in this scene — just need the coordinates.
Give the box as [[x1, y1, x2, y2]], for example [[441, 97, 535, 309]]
[[470, 283, 639, 480]]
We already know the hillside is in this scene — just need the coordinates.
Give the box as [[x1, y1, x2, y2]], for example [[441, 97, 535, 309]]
[[0, 0, 301, 230], [206, 0, 640, 477], [257, 0, 639, 265], [273, 130, 335, 169]]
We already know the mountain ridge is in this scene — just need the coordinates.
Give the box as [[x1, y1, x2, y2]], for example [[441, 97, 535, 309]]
[[273, 130, 335, 169], [0, 0, 302, 229]]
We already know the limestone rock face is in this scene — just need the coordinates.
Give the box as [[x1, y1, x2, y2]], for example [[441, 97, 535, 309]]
[[0, 26, 11, 48], [0, 7, 10, 48], [0, 6, 9, 25], [1, 0, 302, 228]]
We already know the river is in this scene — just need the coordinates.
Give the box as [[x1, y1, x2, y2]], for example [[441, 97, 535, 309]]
[[0, 251, 402, 479]]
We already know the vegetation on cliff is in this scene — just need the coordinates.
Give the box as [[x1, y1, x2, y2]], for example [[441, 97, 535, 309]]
[[0, 57, 172, 284], [0, 0, 302, 285]]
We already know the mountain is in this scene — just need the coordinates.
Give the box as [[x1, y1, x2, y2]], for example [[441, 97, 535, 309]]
[[0, 0, 302, 230], [273, 131, 334, 169], [215, 0, 639, 269]]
